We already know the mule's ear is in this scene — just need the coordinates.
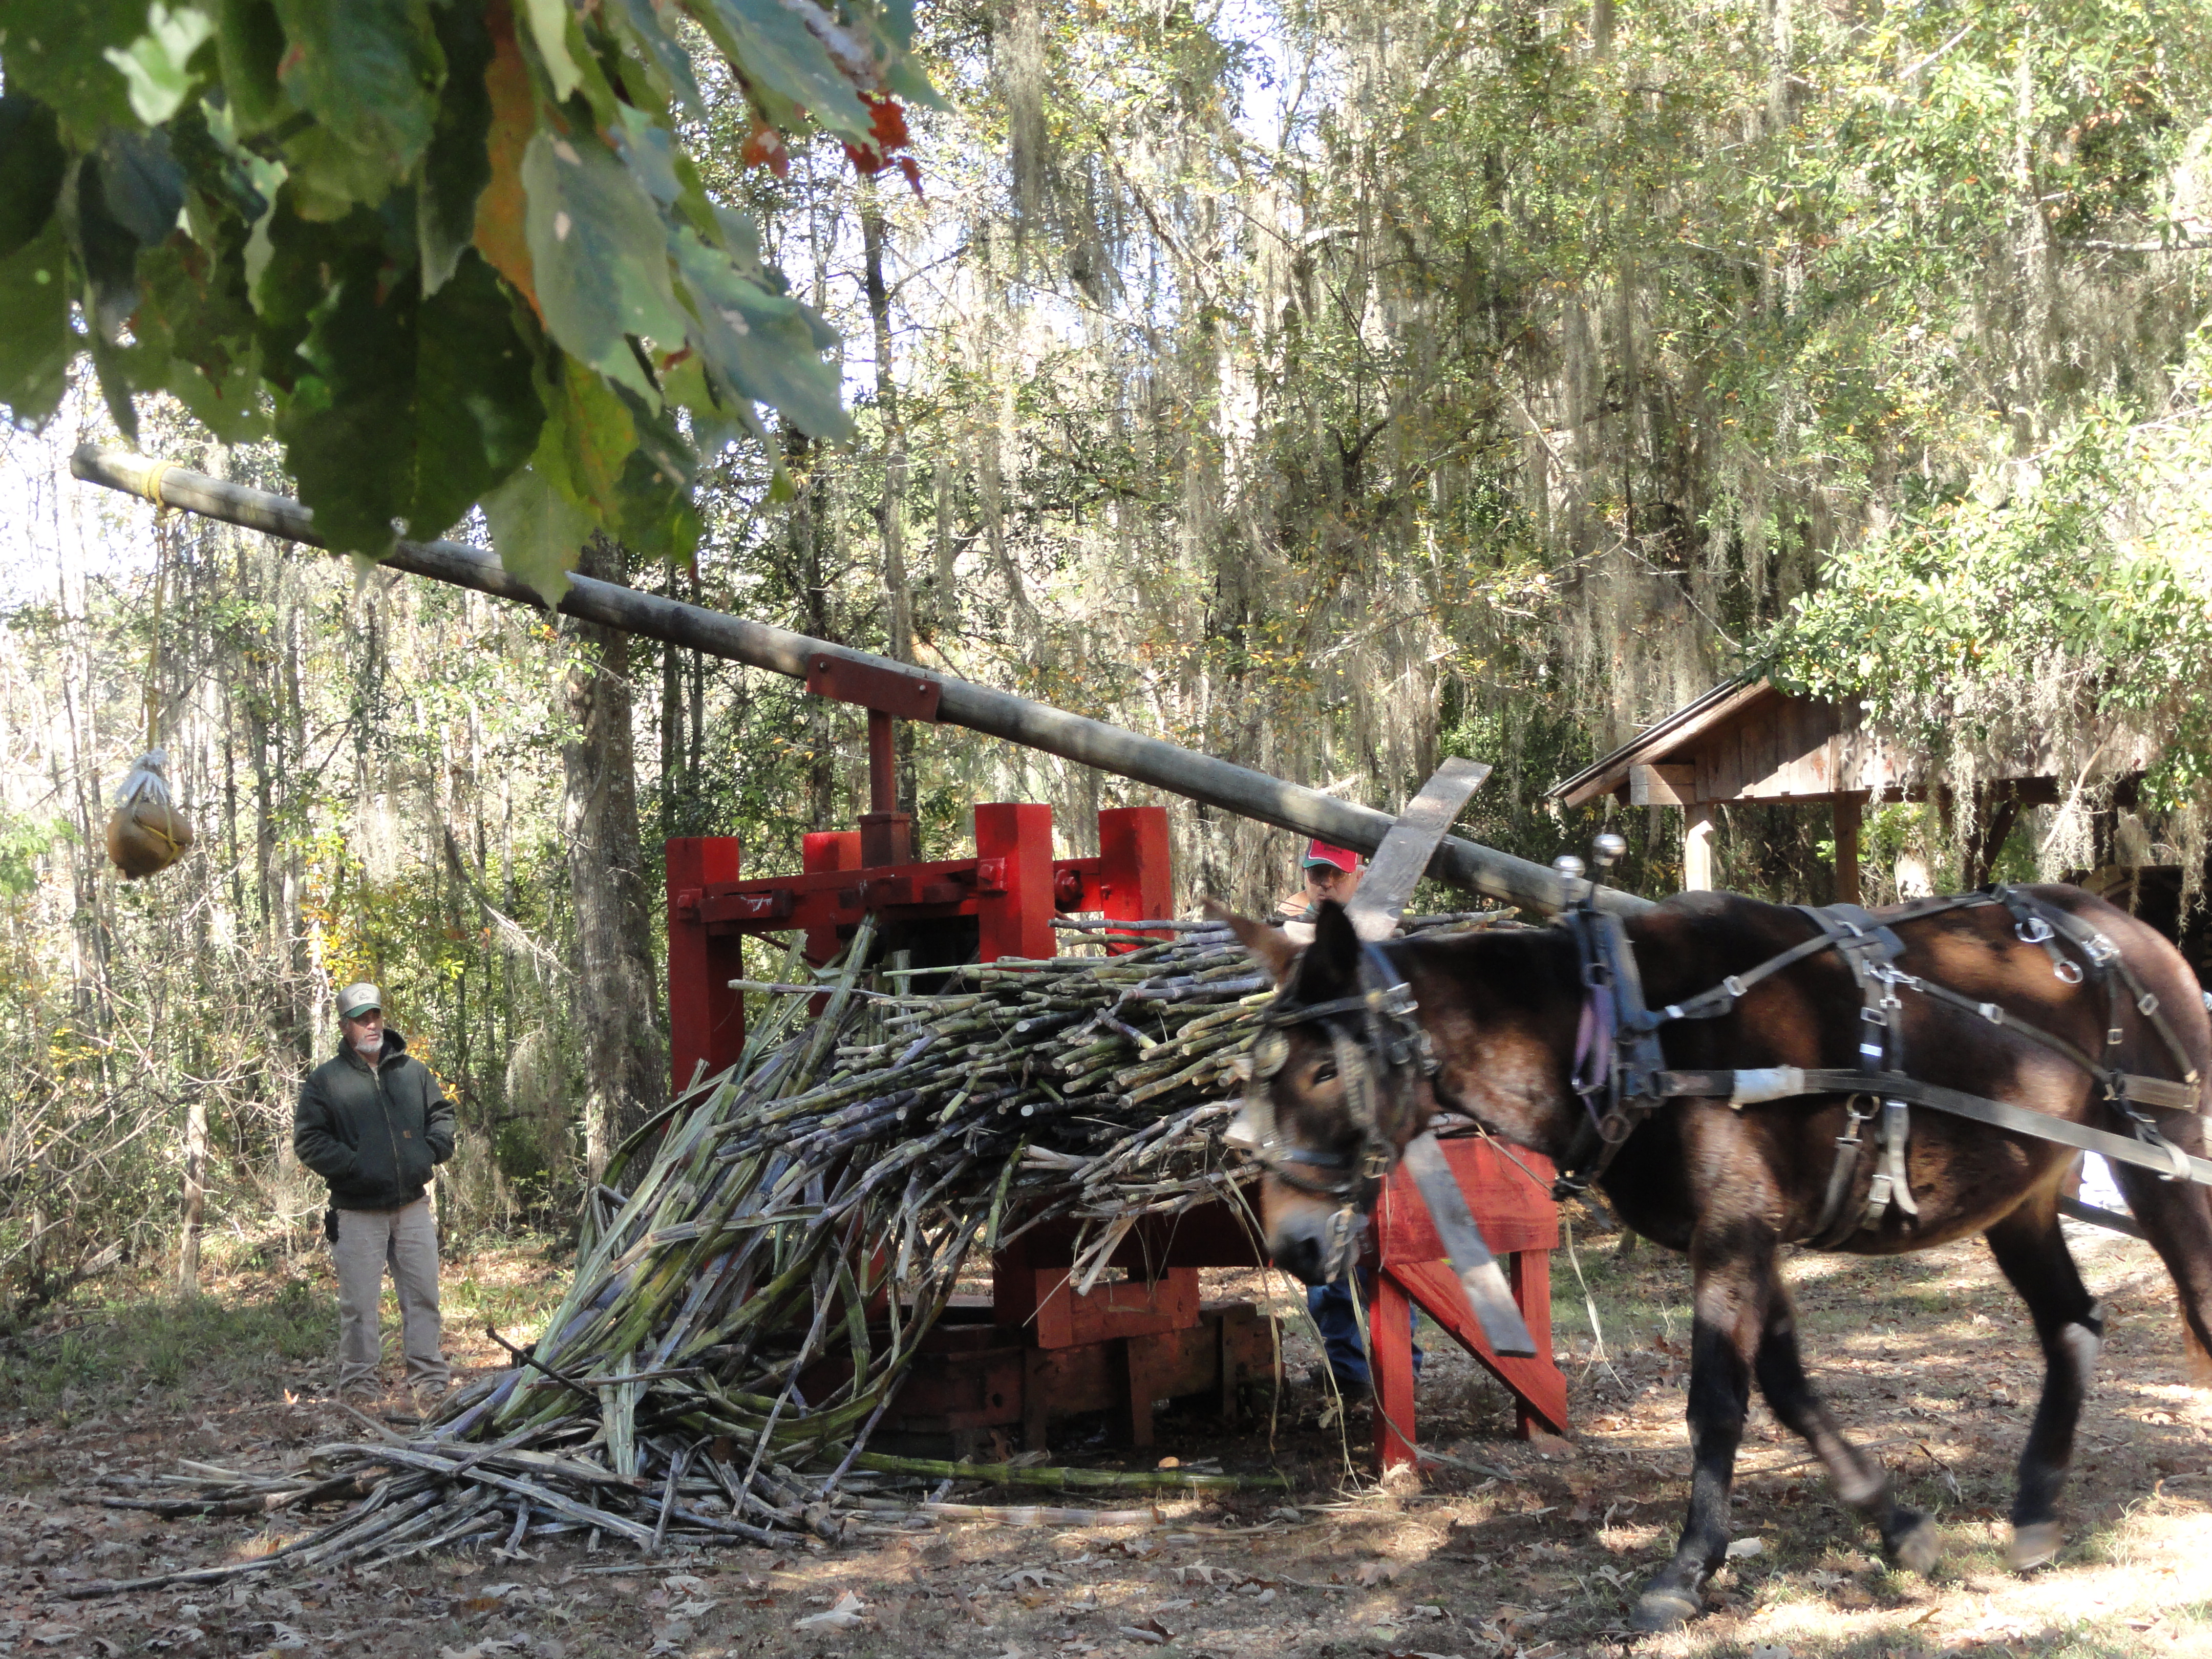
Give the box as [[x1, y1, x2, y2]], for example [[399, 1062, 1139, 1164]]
[[1293, 899, 1362, 1001], [1204, 897, 1301, 985]]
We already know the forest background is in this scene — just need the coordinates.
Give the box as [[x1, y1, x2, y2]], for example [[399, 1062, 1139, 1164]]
[[4, 0, 2210, 1306]]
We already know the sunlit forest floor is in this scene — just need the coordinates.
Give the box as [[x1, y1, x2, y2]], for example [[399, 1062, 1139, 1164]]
[[2, 1223, 2208, 1658]]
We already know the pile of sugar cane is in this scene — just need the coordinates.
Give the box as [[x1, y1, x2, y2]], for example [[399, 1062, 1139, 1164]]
[[79, 910, 1509, 1594]]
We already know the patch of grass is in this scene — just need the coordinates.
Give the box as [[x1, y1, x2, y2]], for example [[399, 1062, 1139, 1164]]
[[442, 1243, 570, 1341], [0, 1272, 331, 1415]]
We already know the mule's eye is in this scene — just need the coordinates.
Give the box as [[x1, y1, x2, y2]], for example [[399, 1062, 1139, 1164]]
[[1311, 1057, 1338, 1084]]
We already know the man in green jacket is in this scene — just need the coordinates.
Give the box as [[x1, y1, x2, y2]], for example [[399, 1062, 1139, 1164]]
[[293, 983, 456, 1401]]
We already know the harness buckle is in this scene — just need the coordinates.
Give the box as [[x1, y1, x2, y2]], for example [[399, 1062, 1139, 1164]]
[[1723, 974, 1747, 999], [1837, 1095, 1875, 1145], [2055, 960, 2085, 986], [2109, 1027, 2125, 1049], [2016, 916, 2055, 945], [2086, 933, 2119, 966], [1979, 1001, 2004, 1024], [1859, 1006, 1888, 1024], [2138, 991, 2160, 1016]]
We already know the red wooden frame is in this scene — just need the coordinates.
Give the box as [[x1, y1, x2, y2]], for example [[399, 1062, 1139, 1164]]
[[1369, 1137, 1568, 1467], [665, 804, 1179, 1093], [665, 778, 1567, 1466]]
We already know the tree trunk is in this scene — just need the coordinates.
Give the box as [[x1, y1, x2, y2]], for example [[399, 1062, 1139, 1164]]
[[562, 531, 668, 1182], [862, 185, 912, 669], [862, 183, 917, 822], [177, 1088, 207, 1295]]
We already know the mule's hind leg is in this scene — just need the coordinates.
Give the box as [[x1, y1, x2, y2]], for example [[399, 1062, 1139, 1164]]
[[1983, 1204, 2104, 1571], [1753, 1283, 1939, 1572], [2109, 1140, 2212, 1379], [1632, 1227, 1775, 1632]]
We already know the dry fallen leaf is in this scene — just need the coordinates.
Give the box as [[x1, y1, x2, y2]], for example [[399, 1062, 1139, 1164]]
[[1116, 1617, 1174, 1645], [1355, 1559, 1405, 1586], [1725, 1537, 1766, 1559], [793, 1589, 867, 1631]]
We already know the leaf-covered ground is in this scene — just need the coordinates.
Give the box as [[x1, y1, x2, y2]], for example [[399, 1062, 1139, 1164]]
[[2, 1221, 2208, 1659]]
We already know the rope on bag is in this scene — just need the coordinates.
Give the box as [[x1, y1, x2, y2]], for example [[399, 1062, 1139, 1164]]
[[143, 501, 170, 754]]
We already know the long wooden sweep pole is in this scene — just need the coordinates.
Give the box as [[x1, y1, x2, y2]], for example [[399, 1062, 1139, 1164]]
[[72, 446, 1648, 917]]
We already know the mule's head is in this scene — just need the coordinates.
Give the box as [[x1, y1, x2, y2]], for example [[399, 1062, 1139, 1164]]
[[1213, 900, 1436, 1285], [1215, 899, 1587, 1283]]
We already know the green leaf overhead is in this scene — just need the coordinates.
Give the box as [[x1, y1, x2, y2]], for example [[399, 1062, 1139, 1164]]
[[417, 0, 496, 294], [0, 0, 153, 138], [0, 0, 940, 582], [0, 218, 73, 427], [275, 246, 543, 557], [517, 0, 586, 104], [103, 2, 219, 125], [60, 152, 145, 342], [267, 0, 445, 215], [606, 0, 705, 121], [96, 127, 187, 246], [132, 237, 266, 441], [521, 128, 688, 402], [0, 97, 69, 261], [480, 458, 593, 603], [697, 0, 874, 140], [670, 226, 848, 441]]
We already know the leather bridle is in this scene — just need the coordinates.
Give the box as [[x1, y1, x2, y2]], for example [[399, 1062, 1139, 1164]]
[[1228, 940, 1438, 1275]]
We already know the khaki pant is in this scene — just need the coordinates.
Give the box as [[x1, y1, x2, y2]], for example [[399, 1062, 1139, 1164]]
[[332, 1198, 448, 1392]]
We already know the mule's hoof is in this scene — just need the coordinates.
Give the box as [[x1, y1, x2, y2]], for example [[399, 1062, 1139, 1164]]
[[1630, 1586, 1701, 1633], [2007, 1521, 2061, 1572], [1886, 1511, 1941, 1575]]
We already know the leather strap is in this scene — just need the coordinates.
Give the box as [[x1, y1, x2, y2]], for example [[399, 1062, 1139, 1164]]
[[1806, 1095, 1876, 1247], [1654, 1067, 2212, 1186]]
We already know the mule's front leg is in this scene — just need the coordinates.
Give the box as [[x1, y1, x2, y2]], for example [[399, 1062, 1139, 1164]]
[[1634, 1228, 1775, 1632]]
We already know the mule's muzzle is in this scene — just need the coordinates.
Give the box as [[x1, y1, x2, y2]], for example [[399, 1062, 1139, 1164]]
[[1262, 1187, 1362, 1287], [1268, 1227, 1332, 1287]]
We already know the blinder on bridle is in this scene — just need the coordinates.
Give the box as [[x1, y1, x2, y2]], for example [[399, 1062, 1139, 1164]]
[[1224, 758, 1539, 1359]]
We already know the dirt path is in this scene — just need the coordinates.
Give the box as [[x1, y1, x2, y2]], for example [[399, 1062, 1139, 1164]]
[[2, 1224, 2207, 1658]]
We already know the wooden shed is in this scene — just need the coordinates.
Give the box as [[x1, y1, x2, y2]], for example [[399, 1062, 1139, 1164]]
[[1548, 677, 2058, 902]]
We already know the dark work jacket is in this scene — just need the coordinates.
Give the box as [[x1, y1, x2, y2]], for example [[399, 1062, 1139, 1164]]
[[292, 1030, 456, 1211]]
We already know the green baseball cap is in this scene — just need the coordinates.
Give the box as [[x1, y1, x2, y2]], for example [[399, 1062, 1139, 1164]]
[[337, 982, 384, 1020]]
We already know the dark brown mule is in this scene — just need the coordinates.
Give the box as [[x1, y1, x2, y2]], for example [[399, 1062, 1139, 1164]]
[[1219, 886, 2212, 1631]]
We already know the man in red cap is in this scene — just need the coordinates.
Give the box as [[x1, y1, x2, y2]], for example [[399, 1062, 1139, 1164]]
[[1271, 838, 1419, 1401], [1275, 840, 1363, 940]]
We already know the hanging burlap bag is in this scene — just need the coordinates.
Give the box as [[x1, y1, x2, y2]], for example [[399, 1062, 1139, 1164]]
[[106, 748, 195, 879]]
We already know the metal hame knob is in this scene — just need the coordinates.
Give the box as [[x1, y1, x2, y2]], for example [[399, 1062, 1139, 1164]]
[[1552, 854, 1586, 882], [1592, 832, 1627, 869]]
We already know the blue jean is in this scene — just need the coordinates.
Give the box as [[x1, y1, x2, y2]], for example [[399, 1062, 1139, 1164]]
[[1308, 1272, 1422, 1390]]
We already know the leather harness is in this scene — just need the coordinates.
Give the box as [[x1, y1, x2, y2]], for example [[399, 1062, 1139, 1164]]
[[1552, 884, 2211, 1244]]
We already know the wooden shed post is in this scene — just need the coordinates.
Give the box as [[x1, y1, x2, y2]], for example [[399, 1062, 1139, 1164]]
[[1833, 794, 1863, 906], [1683, 803, 1716, 891]]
